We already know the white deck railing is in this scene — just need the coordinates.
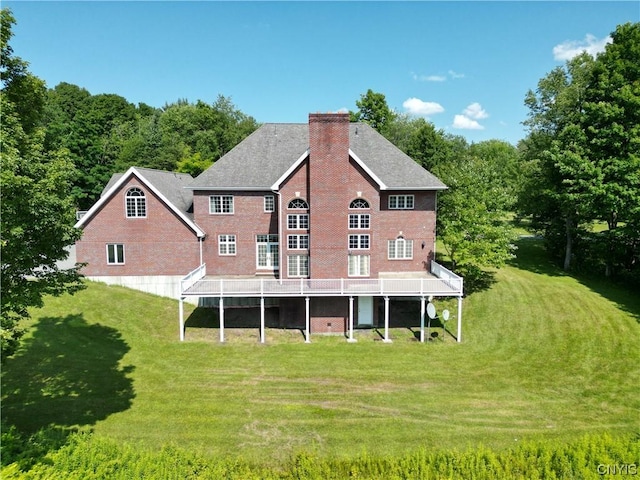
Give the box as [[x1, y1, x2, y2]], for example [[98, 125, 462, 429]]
[[430, 260, 464, 292], [180, 262, 462, 297], [180, 263, 207, 293]]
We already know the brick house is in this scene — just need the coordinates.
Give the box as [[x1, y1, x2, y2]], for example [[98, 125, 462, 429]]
[[76, 113, 463, 343], [181, 113, 463, 342], [75, 167, 205, 298]]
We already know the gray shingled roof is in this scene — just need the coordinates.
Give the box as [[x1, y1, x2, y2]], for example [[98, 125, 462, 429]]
[[190, 123, 446, 190], [102, 167, 195, 214]]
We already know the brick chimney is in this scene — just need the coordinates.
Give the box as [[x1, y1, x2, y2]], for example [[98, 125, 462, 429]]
[[308, 113, 351, 278]]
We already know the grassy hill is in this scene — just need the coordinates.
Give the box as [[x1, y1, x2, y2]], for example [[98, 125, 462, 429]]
[[2, 238, 638, 466]]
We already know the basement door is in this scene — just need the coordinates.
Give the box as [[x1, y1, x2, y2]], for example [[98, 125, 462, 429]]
[[357, 296, 374, 327]]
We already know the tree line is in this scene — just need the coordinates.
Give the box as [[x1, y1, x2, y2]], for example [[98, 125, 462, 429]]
[[44, 85, 259, 211], [1, 6, 638, 359], [351, 22, 639, 285]]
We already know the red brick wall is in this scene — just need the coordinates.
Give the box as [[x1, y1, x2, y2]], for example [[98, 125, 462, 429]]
[[308, 113, 351, 278], [279, 297, 348, 334], [279, 160, 310, 279], [76, 176, 200, 276], [375, 191, 437, 273], [193, 191, 278, 276]]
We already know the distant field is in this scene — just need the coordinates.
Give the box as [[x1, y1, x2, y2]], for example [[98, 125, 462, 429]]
[[2, 238, 639, 465]]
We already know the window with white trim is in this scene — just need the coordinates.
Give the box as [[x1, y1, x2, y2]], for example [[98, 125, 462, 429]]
[[264, 195, 275, 212], [288, 255, 309, 277], [348, 234, 370, 250], [288, 234, 309, 250], [349, 198, 370, 209], [256, 234, 279, 270], [287, 214, 309, 230], [209, 195, 234, 214], [125, 187, 146, 218], [388, 237, 413, 259], [218, 234, 236, 255], [288, 198, 309, 209], [348, 254, 370, 277], [388, 195, 414, 210], [106, 244, 125, 264], [349, 214, 370, 229]]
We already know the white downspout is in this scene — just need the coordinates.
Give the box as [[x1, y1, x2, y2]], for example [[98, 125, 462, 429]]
[[273, 189, 283, 283]]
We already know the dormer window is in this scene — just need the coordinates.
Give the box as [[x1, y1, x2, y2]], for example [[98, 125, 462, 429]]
[[288, 198, 309, 209], [125, 187, 146, 218]]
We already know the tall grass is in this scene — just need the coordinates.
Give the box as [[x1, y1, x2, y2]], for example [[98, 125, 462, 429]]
[[2, 430, 638, 479]]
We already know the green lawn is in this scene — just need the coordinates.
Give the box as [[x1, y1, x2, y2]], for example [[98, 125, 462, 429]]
[[2, 238, 639, 466]]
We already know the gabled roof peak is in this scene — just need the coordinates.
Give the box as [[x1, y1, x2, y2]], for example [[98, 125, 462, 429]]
[[76, 166, 205, 237]]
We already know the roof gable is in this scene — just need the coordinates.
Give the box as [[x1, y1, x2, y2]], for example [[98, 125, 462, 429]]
[[75, 167, 205, 237]]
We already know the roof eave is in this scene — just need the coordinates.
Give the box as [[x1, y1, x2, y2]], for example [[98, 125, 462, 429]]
[[185, 186, 274, 192], [384, 185, 449, 191]]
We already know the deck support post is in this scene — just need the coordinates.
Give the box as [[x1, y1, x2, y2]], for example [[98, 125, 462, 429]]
[[420, 296, 426, 343], [457, 296, 463, 343], [347, 296, 356, 343], [260, 296, 265, 344], [219, 297, 225, 343], [179, 296, 185, 341], [383, 296, 392, 343], [304, 296, 311, 343]]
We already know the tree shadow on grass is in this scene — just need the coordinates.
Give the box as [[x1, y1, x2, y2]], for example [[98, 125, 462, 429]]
[[509, 237, 566, 277], [510, 237, 640, 323], [1, 314, 135, 466]]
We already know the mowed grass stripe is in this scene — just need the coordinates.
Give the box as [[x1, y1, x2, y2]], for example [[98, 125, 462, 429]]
[[2, 239, 638, 464]]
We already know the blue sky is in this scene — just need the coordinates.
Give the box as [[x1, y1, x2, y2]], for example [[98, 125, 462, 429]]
[[6, 1, 639, 145]]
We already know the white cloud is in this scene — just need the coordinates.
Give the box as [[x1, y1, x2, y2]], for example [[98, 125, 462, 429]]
[[411, 72, 446, 82], [402, 97, 445, 117], [452, 103, 489, 130], [463, 102, 488, 120], [553, 34, 612, 61], [452, 114, 484, 130], [336, 107, 349, 114], [411, 70, 465, 82]]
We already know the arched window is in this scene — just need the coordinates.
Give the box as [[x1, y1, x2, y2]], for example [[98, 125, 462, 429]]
[[349, 198, 369, 209], [388, 236, 413, 260], [125, 187, 146, 218], [288, 198, 309, 209]]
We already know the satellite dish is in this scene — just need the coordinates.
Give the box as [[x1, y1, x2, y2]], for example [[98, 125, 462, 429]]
[[442, 309, 450, 322], [427, 303, 436, 319]]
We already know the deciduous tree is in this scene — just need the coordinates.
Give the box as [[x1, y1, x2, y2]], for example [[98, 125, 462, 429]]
[[1, 9, 84, 360]]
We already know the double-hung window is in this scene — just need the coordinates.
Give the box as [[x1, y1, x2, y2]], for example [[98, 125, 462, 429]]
[[288, 234, 309, 250], [287, 214, 309, 230], [348, 234, 370, 250], [348, 255, 370, 277], [218, 235, 237, 255], [348, 214, 370, 230], [388, 195, 414, 210], [106, 244, 125, 265], [264, 195, 275, 213], [388, 237, 413, 259], [288, 255, 309, 277], [210, 195, 234, 214]]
